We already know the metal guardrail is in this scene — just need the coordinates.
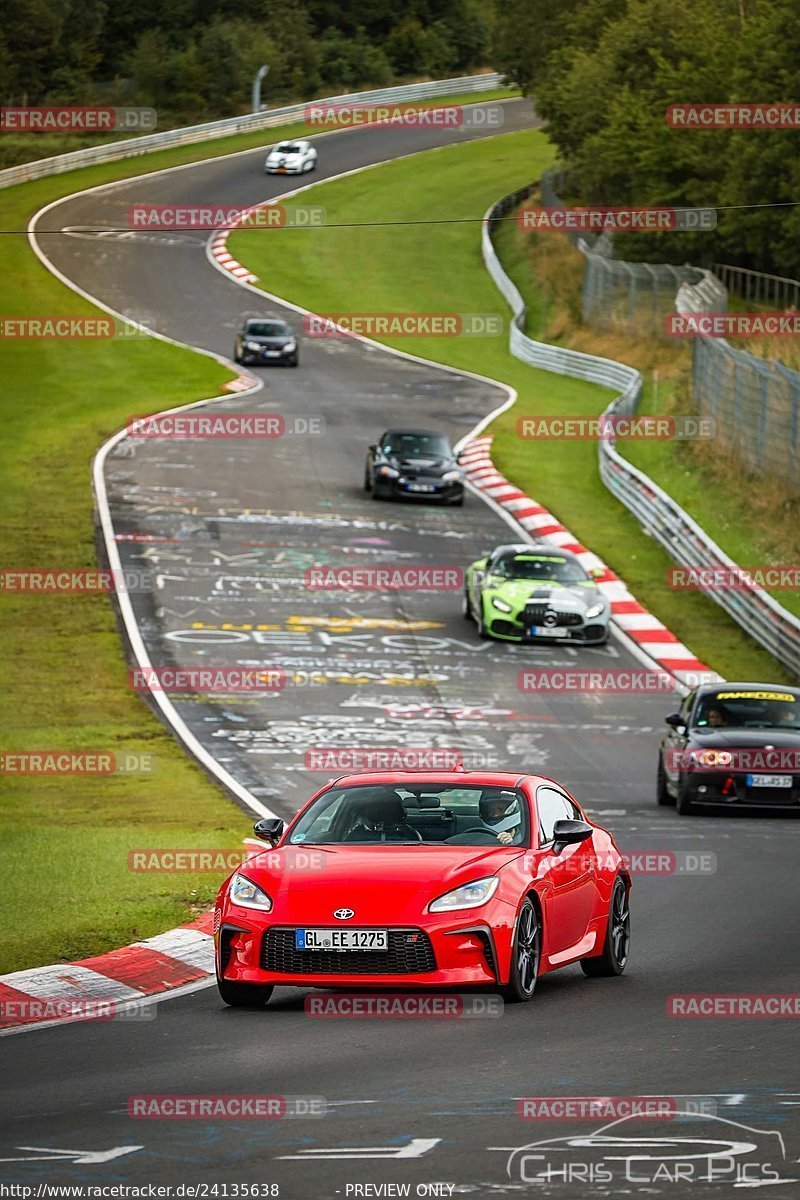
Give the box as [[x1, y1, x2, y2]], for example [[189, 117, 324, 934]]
[[483, 184, 800, 679], [0, 73, 507, 190], [712, 262, 800, 310]]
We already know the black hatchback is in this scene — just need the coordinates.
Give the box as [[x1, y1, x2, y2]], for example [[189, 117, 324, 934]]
[[364, 428, 464, 505], [658, 682, 800, 814], [234, 317, 298, 367]]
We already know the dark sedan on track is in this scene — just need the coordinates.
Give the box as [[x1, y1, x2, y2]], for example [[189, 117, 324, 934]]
[[658, 682, 800, 814], [364, 428, 464, 505], [234, 316, 299, 367]]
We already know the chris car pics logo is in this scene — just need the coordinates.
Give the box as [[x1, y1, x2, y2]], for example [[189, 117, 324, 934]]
[[506, 1112, 792, 1187]]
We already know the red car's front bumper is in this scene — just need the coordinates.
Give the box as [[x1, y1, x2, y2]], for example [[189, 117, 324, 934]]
[[216, 908, 514, 990]]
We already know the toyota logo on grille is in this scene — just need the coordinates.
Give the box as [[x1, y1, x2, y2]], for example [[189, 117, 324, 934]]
[[333, 908, 355, 920], [543, 609, 558, 627]]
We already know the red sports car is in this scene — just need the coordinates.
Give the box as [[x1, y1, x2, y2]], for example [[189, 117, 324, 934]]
[[214, 771, 631, 1007]]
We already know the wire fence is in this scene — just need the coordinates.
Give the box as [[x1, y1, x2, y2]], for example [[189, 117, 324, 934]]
[[539, 170, 715, 336], [540, 169, 800, 487], [676, 276, 800, 481]]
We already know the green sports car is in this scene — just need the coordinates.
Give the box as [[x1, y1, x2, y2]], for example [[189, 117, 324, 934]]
[[463, 542, 610, 644]]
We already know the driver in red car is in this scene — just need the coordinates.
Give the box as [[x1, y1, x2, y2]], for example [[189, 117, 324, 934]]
[[479, 788, 523, 845]]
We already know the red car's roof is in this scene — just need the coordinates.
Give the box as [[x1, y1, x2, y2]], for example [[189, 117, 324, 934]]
[[327, 770, 534, 788]]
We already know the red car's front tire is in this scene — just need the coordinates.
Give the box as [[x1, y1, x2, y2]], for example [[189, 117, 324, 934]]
[[580, 876, 630, 977], [501, 897, 541, 1002]]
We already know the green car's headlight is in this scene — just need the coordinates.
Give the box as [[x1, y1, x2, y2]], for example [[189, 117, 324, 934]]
[[492, 596, 513, 613], [429, 876, 499, 912], [229, 872, 272, 911], [586, 601, 606, 619]]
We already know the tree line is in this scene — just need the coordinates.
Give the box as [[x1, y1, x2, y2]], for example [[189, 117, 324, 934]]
[[1, 0, 492, 125], [492, 0, 800, 276]]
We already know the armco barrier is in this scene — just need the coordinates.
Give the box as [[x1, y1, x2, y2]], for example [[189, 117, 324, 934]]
[[483, 185, 800, 679], [0, 73, 507, 189]]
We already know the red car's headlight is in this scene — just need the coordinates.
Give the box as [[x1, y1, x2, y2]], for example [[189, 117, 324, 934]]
[[229, 872, 272, 911], [429, 876, 499, 913]]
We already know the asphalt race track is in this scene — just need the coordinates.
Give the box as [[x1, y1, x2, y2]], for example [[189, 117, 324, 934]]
[[2, 100, 798, 1197]]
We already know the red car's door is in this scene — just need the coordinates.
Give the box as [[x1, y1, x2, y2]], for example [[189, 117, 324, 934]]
[[533, 785, 598, 958]]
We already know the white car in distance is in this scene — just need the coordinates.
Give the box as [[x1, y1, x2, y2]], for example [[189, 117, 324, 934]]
[[265, 140, 317, 174]]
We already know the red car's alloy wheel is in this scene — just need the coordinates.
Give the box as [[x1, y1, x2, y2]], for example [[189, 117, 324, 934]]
[[502, 898, 541, 1002], [581, 877, 630, 977]]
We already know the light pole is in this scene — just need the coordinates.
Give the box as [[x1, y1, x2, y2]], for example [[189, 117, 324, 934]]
[[252, 65, 270, 113]]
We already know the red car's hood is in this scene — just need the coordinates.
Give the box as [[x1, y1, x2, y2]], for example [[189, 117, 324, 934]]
[[241, 844, 520, 923]]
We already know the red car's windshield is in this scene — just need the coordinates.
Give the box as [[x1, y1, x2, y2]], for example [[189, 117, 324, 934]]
[[288, 784, 529, 846]]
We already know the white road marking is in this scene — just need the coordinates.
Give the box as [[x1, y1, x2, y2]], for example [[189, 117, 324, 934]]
[[0, 1146, 142, 1164], [278, 1137, 441, 1160]]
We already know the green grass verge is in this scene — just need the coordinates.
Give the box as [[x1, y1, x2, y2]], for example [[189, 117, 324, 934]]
[[230, 129, 794, 684]]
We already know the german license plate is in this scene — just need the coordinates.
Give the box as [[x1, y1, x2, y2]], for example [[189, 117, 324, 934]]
[[746, 774, 792, 788], [295, 928, 388, 951], [528, 625, 568, 638], [406, 482, 436, 493], [265, 350, 281, 357]]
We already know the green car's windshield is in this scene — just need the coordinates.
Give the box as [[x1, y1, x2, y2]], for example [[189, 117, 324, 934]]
[[492, 552, 589, 585]]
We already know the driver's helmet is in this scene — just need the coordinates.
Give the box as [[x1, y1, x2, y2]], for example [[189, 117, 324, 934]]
[[479, 788, 521, 835]]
